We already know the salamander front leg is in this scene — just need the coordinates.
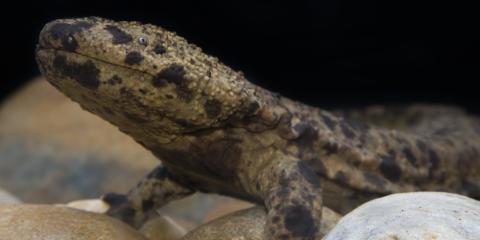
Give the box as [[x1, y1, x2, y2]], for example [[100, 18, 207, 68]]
[[102, 165, 194, 228], [256, 158, 323, 240]]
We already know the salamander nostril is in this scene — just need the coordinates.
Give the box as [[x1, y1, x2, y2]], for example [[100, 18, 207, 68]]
[[153, 43, 166, 54]]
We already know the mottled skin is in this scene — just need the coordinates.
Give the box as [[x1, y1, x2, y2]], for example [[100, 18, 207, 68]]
[[36, 17, 480, 239]]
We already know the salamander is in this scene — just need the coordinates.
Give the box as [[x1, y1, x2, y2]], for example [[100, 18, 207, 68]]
[[36, 17, 480, 239]]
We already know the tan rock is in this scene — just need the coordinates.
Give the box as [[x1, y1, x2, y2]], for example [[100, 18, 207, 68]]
[[140, 215, 187, 240], [64, 198, 109, 213], [63, 199, 188, 240], [183, 206, 341, 240], [0, 204, 147, 240], [158, 194, 242, 230], [202, 198, 255, 223], [324, 192, 480, 240]]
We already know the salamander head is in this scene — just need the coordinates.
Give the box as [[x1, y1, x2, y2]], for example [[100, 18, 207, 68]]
[[36, 17, 262, 142]]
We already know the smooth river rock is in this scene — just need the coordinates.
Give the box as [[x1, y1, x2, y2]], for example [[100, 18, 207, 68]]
[[64, 198, 187, 240], [0, 204, 147, 240], [183, 206, 341, 240], [324, 192, 480, 240]]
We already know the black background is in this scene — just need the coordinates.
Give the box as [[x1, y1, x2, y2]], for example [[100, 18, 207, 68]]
[[1, 0, 478, 112]]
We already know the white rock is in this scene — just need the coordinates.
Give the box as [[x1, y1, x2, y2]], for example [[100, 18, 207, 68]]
[[64, 198, 109, 213], [324, 192, 480, 240]]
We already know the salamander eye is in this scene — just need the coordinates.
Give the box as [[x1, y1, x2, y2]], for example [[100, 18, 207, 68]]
[[138, 36, 148, 46]]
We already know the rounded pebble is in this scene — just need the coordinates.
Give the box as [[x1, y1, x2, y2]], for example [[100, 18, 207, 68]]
[[139, 215, 187, 240], [0, 204, 147, 240], [324, 192, 480, 240], [184, 206, 340, 240]]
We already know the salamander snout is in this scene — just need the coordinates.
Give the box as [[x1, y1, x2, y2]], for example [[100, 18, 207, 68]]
[[38, 18, 96, 52]]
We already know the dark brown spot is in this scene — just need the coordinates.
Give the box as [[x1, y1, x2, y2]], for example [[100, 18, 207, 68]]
[[102, 193, 139, 226], [334, 171, 349, 184], [120, 87, 147, 109], [321, 113, 336, 130], [379, 152, 402, 181], [323, 142, 339, 155], [416, 139, 427, 152], [402, 148, 418, 166], [363, 172, 388, 189], [284, 205, 316, 238], [102, 193, 127, 207], [123, 112, 147, 123], [142, 200, 154, 212], [105, 25, 133, 44], [139, 88, 148, 95], [297, 161, 321, 188], [157, 64, 186, 83], [48, 21, 93, 40], [340, 122, 355, 138], [433, 127, 452, 136], [204, 99, 222, 118], [125, 51, 144, 65], [153, 43, 166, 54], [146, 166, 169, 179], [112, 206, 136, 226], [275, 187, 291, 199], [346, 119, 370, 131], [272, 216, 281, 223], [256, 181, 261, 191], [102, 106, 114, 115], [294, 123, 318, 148], [53, 55, 100, 90], [428, 149, 440, 174], [153, 64, 192, 101], [151, 76, 167, 87], [306, 158, 327, 176], [107, 75, 123, 85], [462, 181, 480, 199], [173, 119, 200, 128]]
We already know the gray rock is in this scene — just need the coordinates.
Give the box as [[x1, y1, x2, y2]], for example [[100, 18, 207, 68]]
[[0, 189, 19, 204], [324, 192, 480, 240]]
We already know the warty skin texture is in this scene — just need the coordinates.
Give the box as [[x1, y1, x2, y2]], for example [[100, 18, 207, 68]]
[[36, 17, 480, 239]]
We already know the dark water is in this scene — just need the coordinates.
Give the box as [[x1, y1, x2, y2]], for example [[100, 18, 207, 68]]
[[1, 0, 477, 112]]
